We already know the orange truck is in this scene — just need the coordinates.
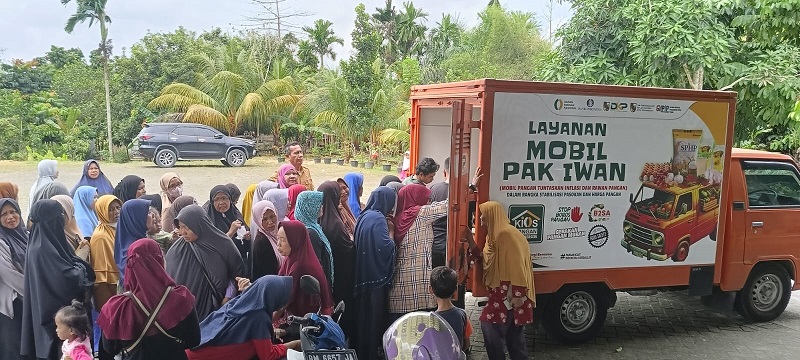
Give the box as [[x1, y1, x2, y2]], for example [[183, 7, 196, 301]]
[[408, 79, 800, 344]]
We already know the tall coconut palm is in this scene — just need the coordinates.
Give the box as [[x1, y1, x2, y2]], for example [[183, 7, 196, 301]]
[[430, 14, 463, 51], [396, 1, 428, 58], [308, 68, 409, 149], [372, 0, 400, 65], [302, 19, 344, 70], [148, 47, 301, 137], [62, 0, 114, 155]]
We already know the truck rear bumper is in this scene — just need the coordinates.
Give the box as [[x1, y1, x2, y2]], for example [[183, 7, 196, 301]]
[[621, 238, 669, 261]]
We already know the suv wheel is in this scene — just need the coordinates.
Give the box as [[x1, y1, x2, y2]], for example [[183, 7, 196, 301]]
[[226, 149, 246, 167], [155, 149, 177, 168]]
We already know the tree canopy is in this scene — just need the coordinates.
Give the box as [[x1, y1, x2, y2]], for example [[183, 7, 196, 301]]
[[1, 0, 799, 162]]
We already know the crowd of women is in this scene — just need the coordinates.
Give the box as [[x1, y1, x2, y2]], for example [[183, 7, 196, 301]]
[[0, 156, 536, 360]]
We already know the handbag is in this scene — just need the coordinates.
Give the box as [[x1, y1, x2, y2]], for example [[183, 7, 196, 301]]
[[122, 286, 183, 354]]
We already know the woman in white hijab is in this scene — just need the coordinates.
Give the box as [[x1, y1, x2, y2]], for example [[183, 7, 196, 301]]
[[29, 160, 59, 205], [399, 151, 411, 181]]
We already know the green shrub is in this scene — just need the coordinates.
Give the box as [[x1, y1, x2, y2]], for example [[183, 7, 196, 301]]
[[112, 146, 130, 163], [0, 117, 22, 159]]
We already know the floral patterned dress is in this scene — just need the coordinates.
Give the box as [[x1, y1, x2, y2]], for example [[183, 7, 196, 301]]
[[470, 246, 534, 326], [479, 281, 534, 326]]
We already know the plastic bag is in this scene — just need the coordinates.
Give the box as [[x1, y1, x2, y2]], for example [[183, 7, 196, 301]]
[[383, 312, 465, 360]]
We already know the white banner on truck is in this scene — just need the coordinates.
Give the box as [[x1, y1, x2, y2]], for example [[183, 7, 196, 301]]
[[490, 92, 729, 271]]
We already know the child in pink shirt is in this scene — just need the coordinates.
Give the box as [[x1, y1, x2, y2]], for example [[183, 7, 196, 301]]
[[55, 300, 93, 360]]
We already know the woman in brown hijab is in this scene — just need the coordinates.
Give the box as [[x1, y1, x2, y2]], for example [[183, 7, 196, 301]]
[[51, 194, 86, 252], [333, 178, 356, 237], [161, 195, 196, 233], [0, 182, 19, 201]]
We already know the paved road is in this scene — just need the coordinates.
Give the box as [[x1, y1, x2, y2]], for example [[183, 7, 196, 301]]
[[465, 290, 800, 359]]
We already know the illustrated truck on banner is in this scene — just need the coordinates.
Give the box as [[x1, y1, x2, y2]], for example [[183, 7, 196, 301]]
[[623, 159, 722, 262], [408, 79, 800, 344]]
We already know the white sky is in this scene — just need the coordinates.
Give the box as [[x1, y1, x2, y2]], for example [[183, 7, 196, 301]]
[[0, 0, 572, 64]]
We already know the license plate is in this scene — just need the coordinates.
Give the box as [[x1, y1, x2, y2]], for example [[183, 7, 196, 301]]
[[303, 349, 358, 360], [631, 247, 647, 258]]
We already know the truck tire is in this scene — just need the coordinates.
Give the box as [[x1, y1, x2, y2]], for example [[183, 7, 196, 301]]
[[542, 285, 608, 344], [734, 263, 792, 322], [672, 240, 690, 262], [226, 149, 247, 167], [155, 148, 177, 168]]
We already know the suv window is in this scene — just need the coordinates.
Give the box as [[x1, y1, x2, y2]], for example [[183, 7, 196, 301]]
[[196, 128, 217, 137], [743, 161, 800, 207], [172, 127, 197, 136]]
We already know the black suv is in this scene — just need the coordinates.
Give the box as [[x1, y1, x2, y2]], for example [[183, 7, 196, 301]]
[[135, 123, 256, 167]]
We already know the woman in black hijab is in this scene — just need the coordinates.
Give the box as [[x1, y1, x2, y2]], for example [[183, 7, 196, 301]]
[[380, 175, 401, 186], [165, 205, 244, 321], [139, 194, 163, 214], [21, 200, 94, 360], [317, 181, 356, 340], [203, 185, 250, 273], [0, 198, 29, 360], [113, 175, 146, 203]]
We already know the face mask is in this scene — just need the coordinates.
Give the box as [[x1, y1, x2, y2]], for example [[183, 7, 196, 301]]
[[167, 186, 182, 198]]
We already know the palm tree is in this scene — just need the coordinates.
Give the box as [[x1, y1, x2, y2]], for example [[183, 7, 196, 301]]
[[372, 0, 399, 65], [297, 40, 319, 70], [62, 0, 114, 155], [302, 19, 344, 70], [148, 47, 301, 137], [308, 68, 409, 153], [430, 14, 463, 51], [396, 1, 429, 58]]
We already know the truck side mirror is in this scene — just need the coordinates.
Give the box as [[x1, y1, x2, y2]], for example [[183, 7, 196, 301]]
[[629, 193, 634, 203]]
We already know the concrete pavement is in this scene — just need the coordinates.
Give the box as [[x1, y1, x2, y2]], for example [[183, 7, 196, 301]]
[[465, 290, 800, 359]]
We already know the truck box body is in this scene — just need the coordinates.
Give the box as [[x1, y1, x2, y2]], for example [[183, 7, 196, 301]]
[[409, 79, 800, 343]]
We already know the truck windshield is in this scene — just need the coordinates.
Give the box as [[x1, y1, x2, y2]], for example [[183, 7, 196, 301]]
[[632, 187, 675, 220]]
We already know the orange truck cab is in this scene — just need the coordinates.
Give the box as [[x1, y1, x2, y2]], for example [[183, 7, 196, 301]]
[[408, 79, 800, 344]]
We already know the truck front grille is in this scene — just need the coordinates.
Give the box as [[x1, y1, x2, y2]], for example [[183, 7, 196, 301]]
[[626, 221, 654, 246]]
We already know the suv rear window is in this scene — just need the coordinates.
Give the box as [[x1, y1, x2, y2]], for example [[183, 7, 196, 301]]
[[743, 161, 800, 207]]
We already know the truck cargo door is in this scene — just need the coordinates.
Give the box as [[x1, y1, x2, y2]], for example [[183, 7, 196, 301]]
[[448, 101, 481, 296]]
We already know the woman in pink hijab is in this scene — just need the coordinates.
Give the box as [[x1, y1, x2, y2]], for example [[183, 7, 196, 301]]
[[250, 200, 284, 280], [277, 164, 300, 189]]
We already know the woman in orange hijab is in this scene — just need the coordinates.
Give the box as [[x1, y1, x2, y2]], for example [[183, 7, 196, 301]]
[[464, 201, 535, 360]]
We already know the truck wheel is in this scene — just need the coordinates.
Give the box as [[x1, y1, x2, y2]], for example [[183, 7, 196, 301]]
[[226, 149, 246, 167], [672, 240, 690, 262], [155, 149, 177, 168], [542, 285, 608, 344], [735, 263, 792, 322]]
